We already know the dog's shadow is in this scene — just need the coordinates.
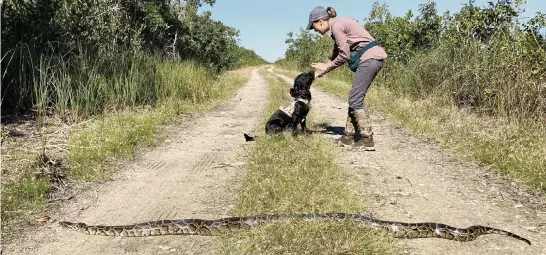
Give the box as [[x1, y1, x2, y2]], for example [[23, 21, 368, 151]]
[[306, 122, 345, 135], [243, 123, 345, 142], [322, 126, 345, 135]]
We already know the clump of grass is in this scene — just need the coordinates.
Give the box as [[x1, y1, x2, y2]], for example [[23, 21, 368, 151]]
[[217, 70, 398, 255], [219, 220, 394, 255], [67, 111, 159, 181], [155, 60, 214, 104], [1, 169, 51, 235], [237, 134, 359, 214]]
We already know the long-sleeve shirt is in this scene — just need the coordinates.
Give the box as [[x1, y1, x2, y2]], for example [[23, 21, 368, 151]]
[[326, 17, 387, 73]]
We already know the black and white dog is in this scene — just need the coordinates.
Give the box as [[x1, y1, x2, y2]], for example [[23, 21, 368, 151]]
[[244, 71, 315, 142]]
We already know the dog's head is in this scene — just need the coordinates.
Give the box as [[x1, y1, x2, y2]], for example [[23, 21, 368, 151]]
[[290, 71, 315, 98]]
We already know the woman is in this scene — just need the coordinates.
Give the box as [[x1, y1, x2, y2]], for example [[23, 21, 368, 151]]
[[307, 6, 387, 151]]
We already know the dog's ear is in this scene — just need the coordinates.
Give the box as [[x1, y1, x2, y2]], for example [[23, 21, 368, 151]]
[[289, 88, 296, 97]]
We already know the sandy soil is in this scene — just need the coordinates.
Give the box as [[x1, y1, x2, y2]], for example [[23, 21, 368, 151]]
[[2, 68, 268, 255], [271, 68, 546, 255]]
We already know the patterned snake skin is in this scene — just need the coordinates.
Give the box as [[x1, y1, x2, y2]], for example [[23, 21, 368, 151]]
[[59, 213, 531, 245]]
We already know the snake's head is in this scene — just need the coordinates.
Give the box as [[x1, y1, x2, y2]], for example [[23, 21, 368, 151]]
[[59, 221, 87, 230]]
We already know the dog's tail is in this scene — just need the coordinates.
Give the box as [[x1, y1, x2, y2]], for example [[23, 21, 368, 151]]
[[244, 133, 256, 142]]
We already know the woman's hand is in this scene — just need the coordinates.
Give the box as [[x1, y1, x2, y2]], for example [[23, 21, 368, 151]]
[[311, 62, 330, 78], [311, 62, 329, 72]]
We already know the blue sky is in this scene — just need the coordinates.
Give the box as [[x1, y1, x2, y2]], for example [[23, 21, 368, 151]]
[[201, 1, 544, 63]]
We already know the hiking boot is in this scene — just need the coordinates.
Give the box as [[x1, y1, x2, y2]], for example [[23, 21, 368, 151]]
[[336, 107, 358, 147], [337, 107, 375, 151], [354, 134, 375, 151], [354, 108, 375, 151], [337, 134, 375, 151]]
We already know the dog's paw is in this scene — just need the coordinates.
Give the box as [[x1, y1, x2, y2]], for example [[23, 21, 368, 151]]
[[243, 133, 255, 142]]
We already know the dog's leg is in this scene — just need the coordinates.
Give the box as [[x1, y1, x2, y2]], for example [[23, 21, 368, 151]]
[[300, 118, 307, 134], [292, 114, 300, 135], [292, 103, 303, 135]]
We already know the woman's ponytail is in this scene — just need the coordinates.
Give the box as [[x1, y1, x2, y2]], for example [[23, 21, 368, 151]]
[[327, 7, 337, 18]]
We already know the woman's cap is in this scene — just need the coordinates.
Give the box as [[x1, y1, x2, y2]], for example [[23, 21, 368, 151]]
[[306, 6, 329, 30]]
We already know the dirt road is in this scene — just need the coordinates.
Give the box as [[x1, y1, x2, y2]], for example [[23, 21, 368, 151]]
[[271, 68, 546, 255]]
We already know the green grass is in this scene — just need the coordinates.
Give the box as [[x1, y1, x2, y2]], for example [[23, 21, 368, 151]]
[[217, 70, 398, 255], [28, 50, 247, 119], [1, 169, 52, 235], [67, 111, 159, 180], [274, 66, 546, 194]]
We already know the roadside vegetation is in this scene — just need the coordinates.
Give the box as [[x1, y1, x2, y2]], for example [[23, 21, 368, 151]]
[[275, 1, 546, 194], [217, 70, 398, 255], [1, 0, 267, 237]]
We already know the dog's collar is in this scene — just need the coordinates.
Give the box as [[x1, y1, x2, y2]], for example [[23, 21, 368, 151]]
[[296, 98, 310, 105], [295, 89, 310, 96], [280, 98, 310, 117]]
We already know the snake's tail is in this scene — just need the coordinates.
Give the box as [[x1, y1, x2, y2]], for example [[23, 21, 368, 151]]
[[376, 222, 531, 246], [469, 226, 531, 245]]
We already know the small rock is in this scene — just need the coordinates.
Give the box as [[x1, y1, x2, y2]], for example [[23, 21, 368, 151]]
[[393, 191, 410, 196], [524, 226, 537, 231], [389, 198, 397, 205]]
